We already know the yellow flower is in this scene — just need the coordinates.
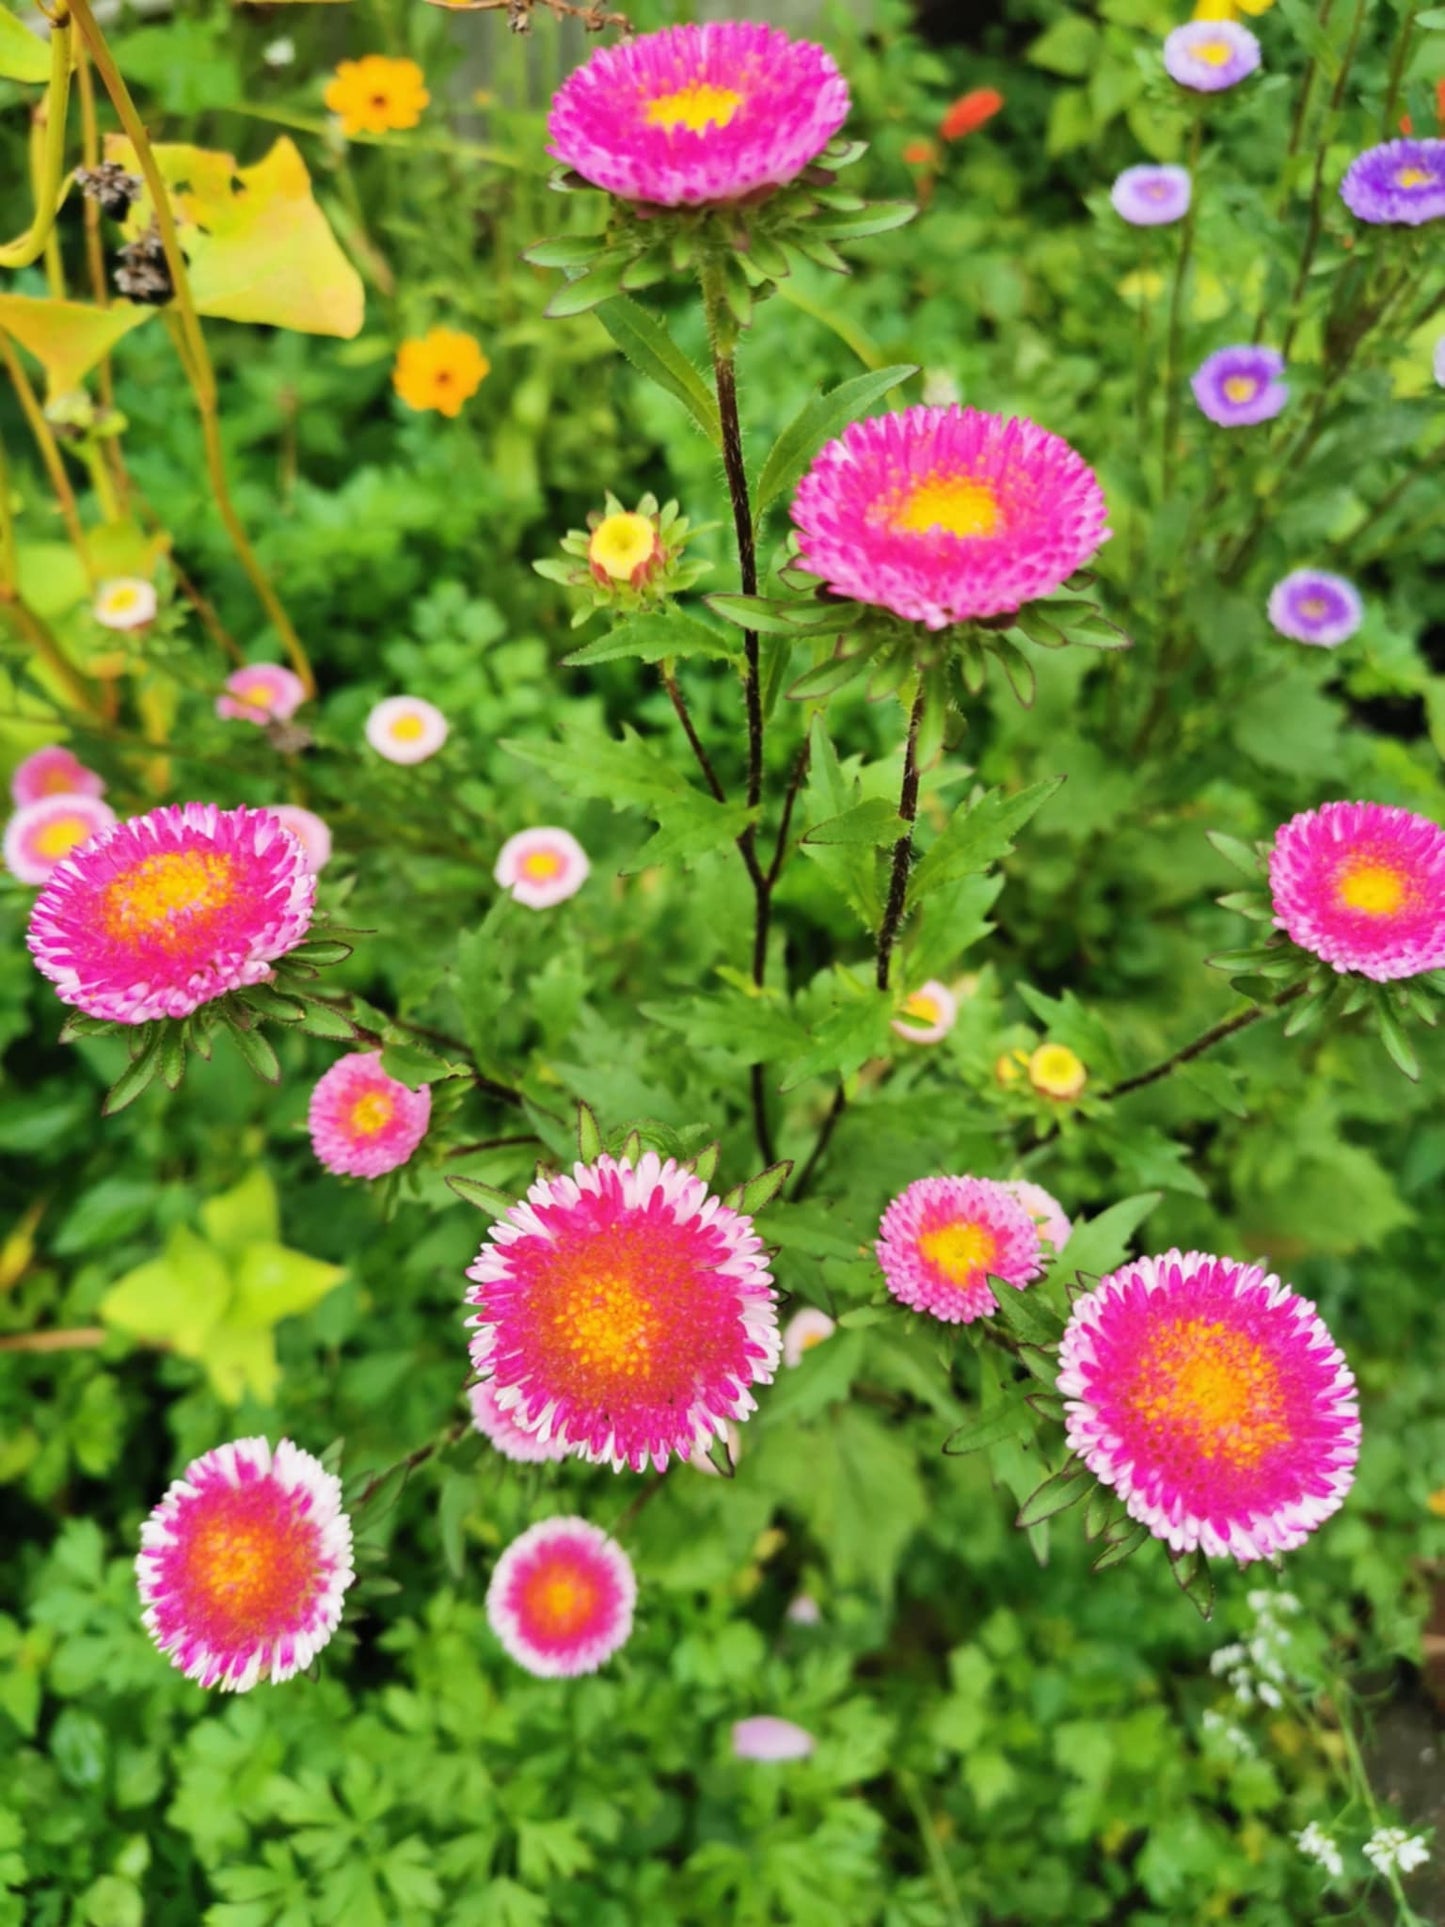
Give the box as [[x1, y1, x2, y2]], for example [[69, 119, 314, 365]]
[[323, 56, 429, 139], [588, 512, 659, 585], [392, 328, 490, 419], [1028, 1043, 1087, 1101], [1193, 0, 1274, 15], [994, 1048, 1030, 1088]]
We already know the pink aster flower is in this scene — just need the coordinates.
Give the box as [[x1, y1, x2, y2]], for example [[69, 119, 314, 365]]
[[785, 1593, 821, 1626], [485, 1516, 635, 1677], [876, 1175, 1043, 1324], [266, 804, 332, 874], [307, 1052, 431, 1179], [93, 577, 157, 631], [5, 795, 116, 886], [999, 1179, 1072, 1254], [10, 745, 105, 806], [26, 802, 316, 1025], [465, 1151, 781, 1474], [469, 1380, 575, 1464], [136, 1436, 355, 1691], [1268, 800, 1445, 981], [216, 664, 307, 725], [1163, 20, 1261, 92], [494, 827, 590, 911], [365, 696, 448, 765], [547, 22, 850, 208], [790, 406, 1110, 630], [1058, 1250, 1360, 1562], [732, 1715, 816, 1762], [782, 1307, 836, 1368], [891, 978, 958, 1044]]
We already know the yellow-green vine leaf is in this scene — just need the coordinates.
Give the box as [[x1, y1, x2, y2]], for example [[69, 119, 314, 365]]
[[0, 4, 50, 83], [0, 295, 155, 394]]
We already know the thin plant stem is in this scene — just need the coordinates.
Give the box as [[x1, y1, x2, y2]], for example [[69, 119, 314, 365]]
[[0, 326, 95, 581], [611, 1469, 669, 1535], [0, 18, 72, 271], [875, 685, 927, 991], [766, 739, 810, 889], [1280, 0, 1369, 362], [0, 1327, 106, 1354], [1103, 989, 1303, 1101], [83, 446, 120, 525], [894, 1771, 967, 1927], [75, 41, 131, 509], [0, 421, 16, 587], [661, 667, 726, 803], [1160, 111, 1203, 501], [1380, 2, 1418, 137], [0, 592, 105, 720], [791, 1084, 846, 1200], [352, 1417, 470, 1512]]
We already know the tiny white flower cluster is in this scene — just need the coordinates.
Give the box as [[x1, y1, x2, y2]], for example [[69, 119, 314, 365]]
[[1200, 1708, 1255, 1759], [1294, 1822, 1344, 1880], [1210, 1588, 1301, 1708], [1363, 1826, 1431, 1878]]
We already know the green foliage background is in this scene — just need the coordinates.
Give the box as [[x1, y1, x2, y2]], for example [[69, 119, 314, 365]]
[[1, 0, 1443, 1920]]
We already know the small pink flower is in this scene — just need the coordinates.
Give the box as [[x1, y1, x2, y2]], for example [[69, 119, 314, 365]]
[[266, 805, 332, 875], [486, 1516, 636, 1677], [785, 1593, 821, 1626], [93, 577, 157, 631], [307, 1053, 432, 1179], [10, 745, 105, 806], [1268, 800, 1445, 981], [999, 1179, 1072, 1254], [469, 1380, 575, 1464], [494, 827, 590, 910], [136, 1436, 354, 1690], [365, 697, 448, 765], [5, 795, 116, 885], [731, 1716, 815, 1762], [782, 1307, 836, 1367], [891, 979, 958, 1044], [26, 802, 316, 1024], [216, 664, 307, 725], [876, 1175, 1042, 1324]]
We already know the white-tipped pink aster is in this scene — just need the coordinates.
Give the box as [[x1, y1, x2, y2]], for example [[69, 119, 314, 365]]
[[216, 664, 307, 725], [136, 1436, 354, 1691], [10, 745, 106, 806], [365, 696, 448, 765], [876, 1175, 1043, 1324], [465, 1151, 781, 1474], [26, 802, 316, 1024], [999, 1179, 1072, 1254], [93, 577, 157, 631], [732, 1715, 816, 1762], [891, 979, 958, 1044], [1058, 1250, 1360, 1563], [5, 795, 116, 885], [782, 1307, 836, 1368], [307, 1052, 431, 1179], [791, 406, 1110, 630], [494, 827, 590, 911], [266, 805, 332, 875], [547, 22, 850, 208], [469, 1380, 575, 1464], [1268, 800, 1445, 981], [485, 1516, 635, 1677]]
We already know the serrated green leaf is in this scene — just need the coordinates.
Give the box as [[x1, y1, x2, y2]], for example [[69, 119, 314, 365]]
[[754, 364, 916, 515], [562, 611, 737, 667], [780, 973, 893, 1090], [229, 1022, 281, 1085], [803, 797, 907, 847], [1056, 1193, 1162, 1284], [906, 776, 1066, 910], [594, 297, 721, 447], [942, 1397, 1035, 1457]]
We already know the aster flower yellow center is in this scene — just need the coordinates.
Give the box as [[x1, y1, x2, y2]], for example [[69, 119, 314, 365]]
[[238, 682, 276, 709], [181, 1494, 320, 1638], [103, 585, 141, 615], [1030, 1044, 1086, 1097], [1126, 1316, 1290, 1469], [390, 714, 426, 742], [349, 1091, 395, 1135], [102, 850, 237, 941], [1335, 858, 1409, 916], [589, 512, 657, 581], [33, 815, 94, 860], [644, 81, 743, 134], [1223, 375, 1259, 402], [556, 1266, 661, 1378], [901, 991, 942, 1025], [1194, 37, 1235, 63], [798, 1328, 829, 1354], [521, 1560, 601, 1639], [892, 474, 1000, 539], [1300, 596, 1328, 617], [920, 1219, 997, 1283], [520, 849, 566, 882], [1396, 166, 1431, 187]]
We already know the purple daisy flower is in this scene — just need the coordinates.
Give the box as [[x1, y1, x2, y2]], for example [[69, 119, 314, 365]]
[[1267, 570, 1363, 649], [1110, 164, 1192, 226], [1340, 140, 1445, 227], [1163, 20, 1261, 93], [1191, 345, 1288, 427]]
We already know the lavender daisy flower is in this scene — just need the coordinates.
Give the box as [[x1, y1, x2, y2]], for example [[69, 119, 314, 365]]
[[1163, 20, 1261, 93], [1435, 334, 1445, 387], [1267, 570, 1363, 648], [1110, 164, 1192, 226], [1340, 139, 1445, 226], [1191, 345, 1288, 427]]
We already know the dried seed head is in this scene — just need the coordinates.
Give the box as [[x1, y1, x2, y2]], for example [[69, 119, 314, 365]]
[[76, 162, 143, 221]]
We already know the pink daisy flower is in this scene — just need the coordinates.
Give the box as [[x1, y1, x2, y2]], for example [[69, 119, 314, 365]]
[[1268, 800, 1445, 981], [876, 1175, 1043, 1324], [266, 804, 332, 875], [136, 1436, 355, 1691], [365, 696, 448, 766], [10, 745, 105, 806], [999, 1179, 1072, 1254], [485, 1516, 635, 1677], [216, 664, 307, 725], [469, 1380, 575, 1464], [1058, 1250, 1360, 1563], [782, 1307, 836, 1368], [731, 1716, 816, 1762], [785, 1593, 821, 1625], [891, 979, 958, 1044], [791, 406, 1110, 630], [26, 802, 316, 1024], [494, 827, 590, 911], [307, 1052, 431, 1179], [93, 577, 156, 631], [465, 1152, 781, 1474], [5, 795, 116, 886], [547, 22, 850, 209]]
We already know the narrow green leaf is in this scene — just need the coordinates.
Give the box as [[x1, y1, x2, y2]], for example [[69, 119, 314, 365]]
[[286, 939, 354, 967], [942, 1397, 1035, 1458], [787, 651, 873, 702], [594, 297, 721, 446], [688, 1142, 720, 1184], [1376, 1002, 1420, 1081], [707, 592, 851, 635], [1170, 1546, 1216, 1620], [812, 202, 917, 241], [230, 1022, 281, 1085], [988, 1283, 1064, 1349], [754, 364, 916, 515], [446, 1175, 516, 1216], [102, 1034, 165, 1116], [544, 257, 631, 319], [1016, 1461, 1090, 1529], [722, 1161, 793, 1215], [1206, 831, 1265, 878], [0, 3, 50, 82], [1093, 1521, 1151, 1570], [803, 797, 907, 848], [522, 234, 606, 269], [296, 1000, 359, 1041], [577, 1102, 603, 1161]]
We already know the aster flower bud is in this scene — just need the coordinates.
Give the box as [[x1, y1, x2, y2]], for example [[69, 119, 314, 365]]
[[538, 492, 708, 623]]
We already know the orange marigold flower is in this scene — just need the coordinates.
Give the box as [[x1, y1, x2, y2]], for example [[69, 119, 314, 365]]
[[940, 88, 1003, 143], [324, 56, 430, 139], [393, 328, 490, 419]]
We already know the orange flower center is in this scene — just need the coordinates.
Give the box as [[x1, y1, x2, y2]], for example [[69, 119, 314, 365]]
[[552, 1266, 662, 1382], [182, 1491, 321, 1639], [520, 1556, 600, 1639], [102, 849, 237, 942], [350, 1090, 395, 1135], [37, 766, 80, 796], [32, 814, 95, 860], [645, 81, 743, 134], [919, 1219, 997, 1284], [798, 1328, 829, 1354], [520, 849, 565, 882], [1335, 858, 1408, 916], [891, 474, 1000, 539], [1222, 375, 1259, 403], [1126, 1316, 1290, 1469]]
